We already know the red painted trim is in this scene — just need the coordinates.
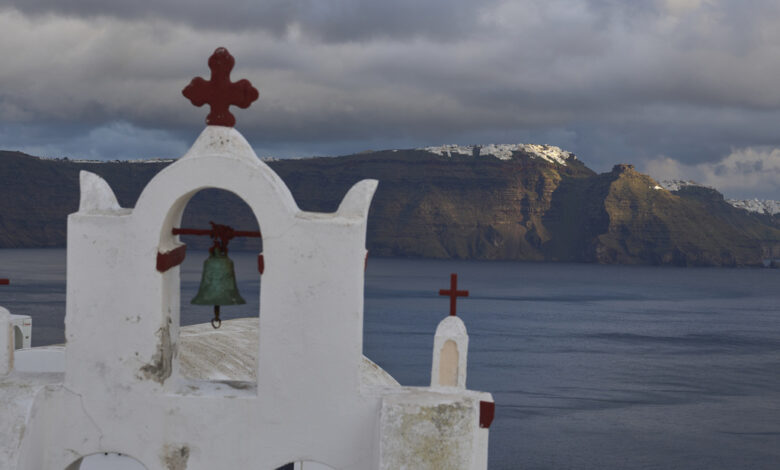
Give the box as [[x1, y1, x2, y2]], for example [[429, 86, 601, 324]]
[[0, 279, 9, 285], [438, 273, 469, 316], [258, 253, 265, 274], [174, 223, 261, 255], [479, 401, 495, 428], [234, 230, 262, 238], [172, 227, 213, 236], [174, 227, 261, 238], [156, 245, 187, 273]]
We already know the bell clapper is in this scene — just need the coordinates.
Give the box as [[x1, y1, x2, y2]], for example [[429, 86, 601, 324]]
[[211, 305, 222, 329]]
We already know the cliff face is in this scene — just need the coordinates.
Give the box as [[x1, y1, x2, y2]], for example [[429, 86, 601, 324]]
[[2, 149, 779, 266], [270, 150, 595, 261], [0, 151, 167, 248], [542, 163, 780, 266], [584, 165, 780, 266]]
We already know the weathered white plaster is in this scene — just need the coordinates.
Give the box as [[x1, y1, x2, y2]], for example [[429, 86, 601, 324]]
[[0, 125, 493, 470], [78, 171, 128, 215], [0, 307, 11, 375], [13, 347, 65, 373], [379, 388, 492, 470], [178, 318, 399, 386], [431, 315, 469, 389]]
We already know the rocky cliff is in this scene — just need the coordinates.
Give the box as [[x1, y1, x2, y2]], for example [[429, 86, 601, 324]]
[[2, 148, 779, 266]]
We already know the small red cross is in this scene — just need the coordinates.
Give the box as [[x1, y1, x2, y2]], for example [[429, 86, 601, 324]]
[[182, 47, 259, 127], [439, 273, 468, 316]]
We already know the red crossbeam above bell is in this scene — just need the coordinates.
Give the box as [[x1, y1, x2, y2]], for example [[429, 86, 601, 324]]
[[182, 47, 259, 127], [173, 222, 261, 254], [172, 227, 262, 238], [159, 223, 263, 274], [439, 273, 468, 316]]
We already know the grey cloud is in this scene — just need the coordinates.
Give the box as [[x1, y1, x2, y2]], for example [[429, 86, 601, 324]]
[[0, 0, 497, 42], [0, 121, 192, 160], [644, 146, 780, 199], [2, 1, 780, 199]]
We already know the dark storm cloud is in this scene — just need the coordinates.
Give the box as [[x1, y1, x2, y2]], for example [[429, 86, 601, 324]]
[[1, 0, 780, 199], [0, 0, 497, 42]]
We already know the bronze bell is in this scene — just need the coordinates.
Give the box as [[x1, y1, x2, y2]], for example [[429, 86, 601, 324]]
[[192, 247, 245, 328]]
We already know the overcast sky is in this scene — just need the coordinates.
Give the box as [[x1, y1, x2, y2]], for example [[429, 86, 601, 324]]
[[1, 0, 779, 199]]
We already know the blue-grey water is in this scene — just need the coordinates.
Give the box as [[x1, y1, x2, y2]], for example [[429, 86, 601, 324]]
[[1, 248, 780, 469]]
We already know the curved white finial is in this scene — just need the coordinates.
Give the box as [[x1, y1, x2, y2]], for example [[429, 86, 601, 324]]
[[337, 179, 379, 219], [78, 171, 124, 214]]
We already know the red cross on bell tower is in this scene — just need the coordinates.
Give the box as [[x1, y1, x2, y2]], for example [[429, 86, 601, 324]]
[[182, 47, 259, 127], [439, 273, 469, 316]]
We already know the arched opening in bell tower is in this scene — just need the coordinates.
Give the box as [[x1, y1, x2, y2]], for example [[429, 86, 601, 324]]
[[179, 189, 262, 325], [163, 188, 263, 383], [13, 325, 23, 350], [65, 452, 148, 470]]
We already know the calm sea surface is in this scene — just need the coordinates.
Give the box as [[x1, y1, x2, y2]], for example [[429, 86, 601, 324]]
[[2, 248, 780, 469]]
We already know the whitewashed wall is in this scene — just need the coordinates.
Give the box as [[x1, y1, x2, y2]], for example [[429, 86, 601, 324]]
[[0, 125, 492, 470]]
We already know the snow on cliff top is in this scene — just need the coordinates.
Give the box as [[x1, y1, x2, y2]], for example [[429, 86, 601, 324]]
[[727, 199, 780, 216], [660, 180, 779, 215], [658, 179, 713, 191], [419, 144, 575, 165]]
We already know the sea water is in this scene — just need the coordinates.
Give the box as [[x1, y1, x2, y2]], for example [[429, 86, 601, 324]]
[[1, 249, 780, 469]]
